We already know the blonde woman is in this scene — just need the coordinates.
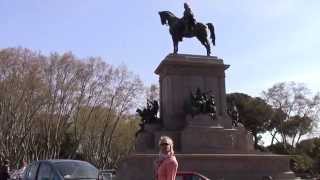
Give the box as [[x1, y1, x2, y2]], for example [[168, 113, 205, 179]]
[[154, 136, 178, 180]]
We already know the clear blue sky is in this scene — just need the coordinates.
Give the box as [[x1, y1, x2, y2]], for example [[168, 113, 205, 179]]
[[1, 0, 320, 96]]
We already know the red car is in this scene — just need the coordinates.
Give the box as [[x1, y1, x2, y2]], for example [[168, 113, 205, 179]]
[[176, 171, 211, 180]]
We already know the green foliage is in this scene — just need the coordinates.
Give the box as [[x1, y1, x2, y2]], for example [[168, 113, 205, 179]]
[[296, 138, 320, 170], [268, 138, 320, 177], [227, 93, 273, 148], [283, 115, 313, 139], [267, 142, 294, 155], [291, 154, 314, 175], [241, 97, 273, 134], [227, 81, 319, 151]]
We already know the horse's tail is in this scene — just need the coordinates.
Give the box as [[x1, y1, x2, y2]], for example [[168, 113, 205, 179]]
[[206, 23, 215, 46]]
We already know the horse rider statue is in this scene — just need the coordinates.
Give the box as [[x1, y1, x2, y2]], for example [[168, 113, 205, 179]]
[[158, 3, 216, 56], [182, 3, 196, 34]]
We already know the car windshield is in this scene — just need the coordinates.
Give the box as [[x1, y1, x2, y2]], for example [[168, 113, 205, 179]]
[[53, 161, 98, 180]]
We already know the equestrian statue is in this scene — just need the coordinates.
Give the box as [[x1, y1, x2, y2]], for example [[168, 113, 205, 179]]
[[159, 3, 215, 56]]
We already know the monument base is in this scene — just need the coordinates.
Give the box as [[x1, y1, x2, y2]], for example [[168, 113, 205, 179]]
[[181, 127, 255, 154], [117, 154, 295, 180], [181, 114, 255, 153], [119, 54, 295, 180]]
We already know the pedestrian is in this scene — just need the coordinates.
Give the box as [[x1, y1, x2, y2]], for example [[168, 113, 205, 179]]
[[0, 160, 10, 180], [154, 136, 178, 180], [18, 159, 28, 180]]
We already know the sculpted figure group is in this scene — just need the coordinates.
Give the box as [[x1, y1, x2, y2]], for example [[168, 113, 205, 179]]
[[186, 88, 217, 120]]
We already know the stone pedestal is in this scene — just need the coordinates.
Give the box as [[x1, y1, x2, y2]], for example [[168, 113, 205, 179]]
[[135, 124, 161, 153], [181, 114, 255, 153], [155, 54, 232, 130]]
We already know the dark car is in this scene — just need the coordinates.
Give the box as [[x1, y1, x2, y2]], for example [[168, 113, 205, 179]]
[[176, 171, 211, 180], [23, 160, 99, 180]]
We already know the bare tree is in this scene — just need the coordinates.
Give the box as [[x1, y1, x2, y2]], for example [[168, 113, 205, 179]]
[[0, 48, 47, 165], [262, 82, 320, 147], [0, 47, 143, 169], [145, 84, 159, 102], [78, 65, 143, 168]]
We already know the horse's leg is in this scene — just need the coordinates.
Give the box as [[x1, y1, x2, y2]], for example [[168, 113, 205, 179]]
[[206, 40, 211, 56], [175, 41, 179, 54], [197, 36, 211, 56], [172, 36, 178, 54], [203, 39, 210, 56]]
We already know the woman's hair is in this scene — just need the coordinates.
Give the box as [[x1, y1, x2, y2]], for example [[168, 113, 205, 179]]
[[158, 136, 174, 146], [158, 136, 175, 155]]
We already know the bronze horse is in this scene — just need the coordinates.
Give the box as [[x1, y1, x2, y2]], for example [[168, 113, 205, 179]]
[[159, 11, 215, 56]]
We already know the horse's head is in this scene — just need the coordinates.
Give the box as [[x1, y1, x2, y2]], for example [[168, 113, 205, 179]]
[[158, 11, 168, 25], [159, 11, 178, 26]]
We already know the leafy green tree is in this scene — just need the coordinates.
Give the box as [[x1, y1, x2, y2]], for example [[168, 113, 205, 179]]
[[283, 115, 313, 146], [267, 142, 293, 154], [268, 108, 286, 145], [291, 154, 314, 176], [227, 93, 273, 149], [295, 138, 320, 175]]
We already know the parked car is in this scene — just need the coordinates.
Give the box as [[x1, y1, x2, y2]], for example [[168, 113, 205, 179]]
[[176, 171, 211, 180], [23, 160, 99, 180]]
